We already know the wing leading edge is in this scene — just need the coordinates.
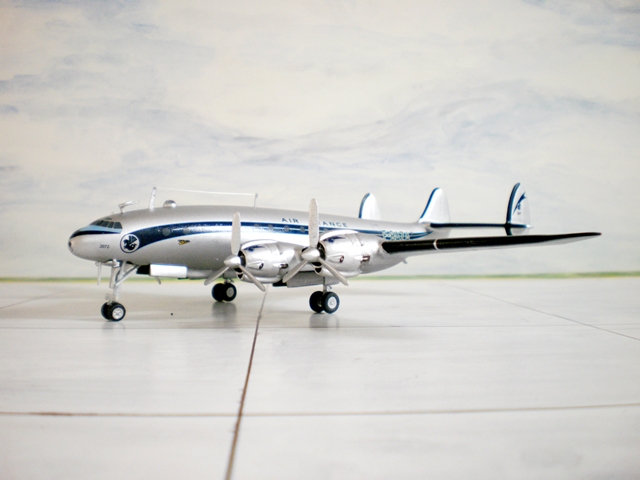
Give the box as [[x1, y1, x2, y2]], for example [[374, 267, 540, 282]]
[[382, 232, 601, 255]]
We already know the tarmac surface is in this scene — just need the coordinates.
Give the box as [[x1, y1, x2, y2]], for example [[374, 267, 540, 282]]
[[0, 277, 639, 479]]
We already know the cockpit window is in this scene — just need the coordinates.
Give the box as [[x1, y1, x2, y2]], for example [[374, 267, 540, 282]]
[[89, 219, 122, 230]]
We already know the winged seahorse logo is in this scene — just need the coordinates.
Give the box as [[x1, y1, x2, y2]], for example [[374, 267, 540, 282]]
[[120, 234, 140, 253]]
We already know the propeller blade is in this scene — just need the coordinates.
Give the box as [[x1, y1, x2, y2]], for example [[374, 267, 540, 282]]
[[282, 260, 308, 284], [231, 211, 241, 254], [238, 266, 266, 292], [309, 198, 319, 247], [204, 266, 229, 286], [317, 258, 350, 286]]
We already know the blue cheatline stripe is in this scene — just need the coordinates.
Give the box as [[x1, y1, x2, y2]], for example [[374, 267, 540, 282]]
[[122, 221, 429, 251], [79, 225, 122, 233], [70, 229, 120, 239]]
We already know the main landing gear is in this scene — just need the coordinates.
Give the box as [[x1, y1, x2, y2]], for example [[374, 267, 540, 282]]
[[212, 282, 237, 302], [309, 290, 340, 314]]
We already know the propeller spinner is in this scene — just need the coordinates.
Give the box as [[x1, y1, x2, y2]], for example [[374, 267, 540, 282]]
[[204, 212, 266, 291], [282, 199, 349, 286]]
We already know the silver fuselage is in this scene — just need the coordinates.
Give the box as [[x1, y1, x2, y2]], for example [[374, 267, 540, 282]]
[[69, 204, 443, 277]]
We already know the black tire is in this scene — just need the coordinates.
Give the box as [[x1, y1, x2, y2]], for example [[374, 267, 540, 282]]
[[212, 283, 226, 302], [309, 291, 324, 313], [101, 302, 110, 320], [223, 283, 237, 302], [213, 283, 236, 302], [322, 292, 339, 314], [109, 303, 126, 322]]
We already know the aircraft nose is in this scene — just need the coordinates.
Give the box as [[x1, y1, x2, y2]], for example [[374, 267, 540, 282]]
[[68, 231, 80, 255], [68, 230, 93, 259]]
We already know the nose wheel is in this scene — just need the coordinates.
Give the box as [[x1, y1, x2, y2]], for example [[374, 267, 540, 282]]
[[309, 291, 340, 314], [101, 302, 126, 322]]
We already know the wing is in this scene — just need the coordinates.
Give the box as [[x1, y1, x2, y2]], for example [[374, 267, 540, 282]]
[[382, 232, 601, 255]]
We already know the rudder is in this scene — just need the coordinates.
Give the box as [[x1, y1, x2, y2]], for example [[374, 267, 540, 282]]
[[418, 188, 450, 224], [359, 193, 382, 220], [506, 183, 531, 235]]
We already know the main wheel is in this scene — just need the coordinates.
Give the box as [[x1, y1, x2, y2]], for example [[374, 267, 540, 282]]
[[101, 302, 110, 320], [108, 303, 126, 322], [213, 283, 237, 302], [212, 283, 225, 301], [223, 283, 237, 302], [309, 291, 324, 313], [322, 292, 340, 314]]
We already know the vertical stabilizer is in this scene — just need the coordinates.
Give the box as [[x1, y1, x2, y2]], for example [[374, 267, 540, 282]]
[[506, 183, 531, 235], [418, 188, 450, 224], [359, 193, 382, 220]]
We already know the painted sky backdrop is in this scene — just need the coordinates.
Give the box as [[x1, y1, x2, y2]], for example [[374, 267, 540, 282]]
[[1, 0, 638, 277]]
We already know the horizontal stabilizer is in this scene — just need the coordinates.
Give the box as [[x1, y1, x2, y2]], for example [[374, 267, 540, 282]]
[[382, 232, 600, 255], [427, 183, 531, 235]]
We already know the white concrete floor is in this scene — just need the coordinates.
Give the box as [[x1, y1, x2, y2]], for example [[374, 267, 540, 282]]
[[0, 277, 639, 479]]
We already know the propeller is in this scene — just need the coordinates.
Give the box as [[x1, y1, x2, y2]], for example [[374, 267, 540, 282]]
[[204, 212, 266, 292], [282, 199, 349, 286]]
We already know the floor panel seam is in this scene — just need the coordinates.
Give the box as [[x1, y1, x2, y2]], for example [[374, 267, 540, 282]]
[[224, 288, 267, 480], [445, 283, 640, 343], [4, 402, 638, 418], [0, 288, 80, 311]]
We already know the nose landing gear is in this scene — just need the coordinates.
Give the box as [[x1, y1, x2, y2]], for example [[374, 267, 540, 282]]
[[101, 302, 126, 321], [98, 260, 137, 322]]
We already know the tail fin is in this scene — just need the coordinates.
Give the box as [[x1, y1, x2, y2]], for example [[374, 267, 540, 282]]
[[358, 193, 382, 220], [418, 188, 450, 224], [506, 183, 531, 236]]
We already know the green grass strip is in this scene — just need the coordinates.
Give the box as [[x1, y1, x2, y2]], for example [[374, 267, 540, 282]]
[[0, 271, 638, 283], [352, 271, 640, 281]]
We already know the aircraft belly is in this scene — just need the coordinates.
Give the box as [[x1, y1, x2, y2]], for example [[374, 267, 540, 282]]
[[120, 234, 227, 270], [360, 254, 405, 274], [116, 231, 305, 271]]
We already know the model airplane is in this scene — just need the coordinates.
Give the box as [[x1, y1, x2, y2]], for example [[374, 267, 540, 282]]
[[68, 184, 600, 321]]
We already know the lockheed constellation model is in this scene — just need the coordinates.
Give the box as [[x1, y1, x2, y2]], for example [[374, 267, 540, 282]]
[[68, 184, 600, 321]]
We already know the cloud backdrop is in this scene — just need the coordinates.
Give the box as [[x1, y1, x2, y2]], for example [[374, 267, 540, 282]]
[[1, 0, 638, 277]]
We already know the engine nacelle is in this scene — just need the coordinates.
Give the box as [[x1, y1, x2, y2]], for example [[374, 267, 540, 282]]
[[318, 232, 380, 277], [240, 240, 296, 283]]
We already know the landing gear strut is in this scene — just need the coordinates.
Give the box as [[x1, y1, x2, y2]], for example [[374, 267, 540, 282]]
[[212, 282, 237, 302], [99, 259, 137, 322], [309, 290, 340, 314]]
